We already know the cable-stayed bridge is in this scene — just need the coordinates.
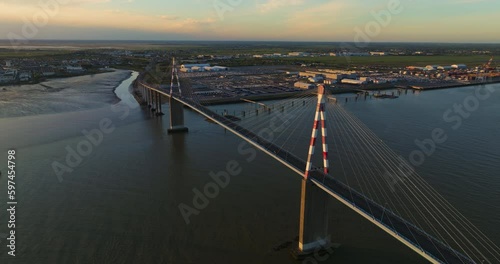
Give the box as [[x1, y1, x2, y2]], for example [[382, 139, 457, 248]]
[[135, 59, 500, 264]]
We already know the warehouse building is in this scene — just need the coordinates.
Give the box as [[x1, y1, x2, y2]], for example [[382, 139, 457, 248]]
[[299, 71, 358, 81], [451, 64, 467, 69], [180, 64, 229, 72], [438, 66, 453, 70], [294, 82, 316, 89], [341, 79, 366, 85], [181, 64, 211, 69], [289, 52, 310, 57]]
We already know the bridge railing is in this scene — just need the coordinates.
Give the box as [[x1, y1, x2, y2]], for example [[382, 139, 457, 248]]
[[310, 172, 474, 264]]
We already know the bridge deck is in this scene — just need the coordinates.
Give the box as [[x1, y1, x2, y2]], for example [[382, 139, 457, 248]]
[[140, 83, 475, 264]]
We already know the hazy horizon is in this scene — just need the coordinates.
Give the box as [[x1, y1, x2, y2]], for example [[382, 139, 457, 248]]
[[1, 39, 500, 45]]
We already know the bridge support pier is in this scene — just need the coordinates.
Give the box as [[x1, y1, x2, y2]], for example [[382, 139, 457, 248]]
[[168, 97, 188, 134], [149, 89, 152, 107], [156, 93, 164, 116], [146, 88, 149, 105], [150, 90, 156, 112], [292, 178, 331, 259]]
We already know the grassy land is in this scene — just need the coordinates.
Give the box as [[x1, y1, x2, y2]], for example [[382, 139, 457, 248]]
[[0, 49, 73, 58], [220, 55, 492, 69], [284, 55, 492, 67]]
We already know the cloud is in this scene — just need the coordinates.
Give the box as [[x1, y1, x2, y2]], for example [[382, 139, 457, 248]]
[[160, 15, 179, 20], [257, 0, 305, 12], [281, 2, 349, 38], [0, 2, 218, 38]]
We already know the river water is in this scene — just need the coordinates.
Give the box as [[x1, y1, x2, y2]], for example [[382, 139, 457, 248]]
[[0, 72, 498, 263]]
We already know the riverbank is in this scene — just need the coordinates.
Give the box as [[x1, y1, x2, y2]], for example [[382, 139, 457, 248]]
[[213, 78, 500, 104], [0, 69, 133, 118], [0, 69, 116, 87], [407, 78, 500, 91], [131, 77, 151, 107]]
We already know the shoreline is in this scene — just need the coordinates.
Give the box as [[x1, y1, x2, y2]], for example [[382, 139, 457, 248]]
[[131, 75, 148, 106], [111, 70, 134, 103], [406, 79, 500, 91], [166, 80, 500, 106], [0, 69, 136, 119], [0, 69, 116, 87]]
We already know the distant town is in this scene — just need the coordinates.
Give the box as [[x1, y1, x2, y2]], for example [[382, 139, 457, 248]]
[[0, 49, 160, 85]]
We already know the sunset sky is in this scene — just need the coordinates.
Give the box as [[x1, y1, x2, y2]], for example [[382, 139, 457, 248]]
[[0, 0, 499, 42]]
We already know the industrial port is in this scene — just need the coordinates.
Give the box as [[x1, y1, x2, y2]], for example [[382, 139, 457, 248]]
[[176, 56, 499, 104]]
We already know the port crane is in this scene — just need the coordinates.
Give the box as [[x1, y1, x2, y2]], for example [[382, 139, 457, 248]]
[[485, 57, 494, 70], [471, 57, 499, 81]]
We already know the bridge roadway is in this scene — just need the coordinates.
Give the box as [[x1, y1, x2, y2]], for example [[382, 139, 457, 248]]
[[140, 83, 475, 264]]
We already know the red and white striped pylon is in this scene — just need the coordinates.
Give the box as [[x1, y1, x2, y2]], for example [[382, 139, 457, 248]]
[[304, 85, 329, 179]]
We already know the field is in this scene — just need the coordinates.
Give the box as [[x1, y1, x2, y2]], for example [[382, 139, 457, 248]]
[[278, 55, 492, 67], [1, 40, 497, 71], [219, 55, 493, 69], [0, 49, 73, 58]]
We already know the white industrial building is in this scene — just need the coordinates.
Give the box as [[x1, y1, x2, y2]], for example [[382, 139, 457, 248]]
[[289, 52, 310, 57], [191, 66, 204, 72], [324, 79, 337, 85], [308, 76, 323, 83], [425, 65, 439, 71], [294, 82, 316, 89], [179, 63, 229, 72], [180, 64, 210, 69], [330, 52, 369, 57], [207, 66, 229, 71], [370, 52, 387, 56], [341, 79, 366, 85], [437, 66, 453, 70], [451, 64, 467, 69]]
